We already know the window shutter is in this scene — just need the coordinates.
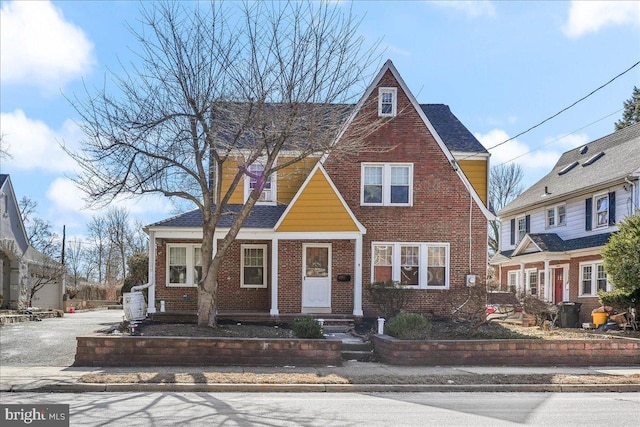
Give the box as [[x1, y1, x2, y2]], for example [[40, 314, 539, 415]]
[[608, 192, 616, 226], [510, 218, 516, 245], [525, 215, 531, 234], [585, 198, 592, 231]]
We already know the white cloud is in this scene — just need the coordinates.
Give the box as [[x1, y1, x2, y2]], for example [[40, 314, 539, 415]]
[[47, 178, 87, 214], [0, 110, 80, 173], [563, 1, 640, 38], [0, 0, 95, 88], [431, 0, 496, 19]]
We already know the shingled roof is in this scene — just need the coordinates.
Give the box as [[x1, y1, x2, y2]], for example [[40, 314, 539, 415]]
[[492, 232, 613, 262], [500, 123, 640, 216], [150, 204, 287, 228], [420, 104, 487, 154]]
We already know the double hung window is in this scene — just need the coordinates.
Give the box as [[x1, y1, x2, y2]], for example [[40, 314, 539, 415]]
[[167, 244, 202, 287], [362, 163, 412, 206], [372, 242, 449, 289]]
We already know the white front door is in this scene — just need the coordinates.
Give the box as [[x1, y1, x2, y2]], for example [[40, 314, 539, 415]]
[[302, 244, 331, 312]]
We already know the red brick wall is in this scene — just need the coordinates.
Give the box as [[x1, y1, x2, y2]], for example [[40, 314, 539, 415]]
[[372, 335, 640, 366], [324, 69, 489, 318], [75, 335, 342, 367]]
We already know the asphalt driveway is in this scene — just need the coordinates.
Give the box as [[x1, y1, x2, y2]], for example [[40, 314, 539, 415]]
[[0, 309, 124, 367]]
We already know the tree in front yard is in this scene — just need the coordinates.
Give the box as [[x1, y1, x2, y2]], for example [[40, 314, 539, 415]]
[[602, 211, 640, 293], [488, 163, 524, 255], [66, 1, 382, 327], [615, 86, 640, 131]]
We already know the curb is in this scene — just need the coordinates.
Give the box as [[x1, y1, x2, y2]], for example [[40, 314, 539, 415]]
[[7, 382, 640, 393]]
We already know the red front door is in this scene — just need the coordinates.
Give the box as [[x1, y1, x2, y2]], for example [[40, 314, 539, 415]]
[[554, 269, 564, 304]]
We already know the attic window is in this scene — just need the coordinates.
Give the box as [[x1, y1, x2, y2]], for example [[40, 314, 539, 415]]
[[582, 151, 604, 167], [558, 161, 578, 176], [378, 87, 397, 117]]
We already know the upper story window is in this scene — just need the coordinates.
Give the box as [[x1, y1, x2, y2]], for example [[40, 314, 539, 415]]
[[594, 194, 609, 228], [244, 163, 276, 205], [361, 163, 413, 206], [516, 216, 527, 242], [372, 242, 449, 289], [579, 262, 611, 297], [546, 204, 566, 228], [378, 87, 397, 117], [167, 244, 202, 287]]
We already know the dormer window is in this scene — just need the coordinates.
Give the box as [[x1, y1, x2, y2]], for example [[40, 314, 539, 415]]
[[378, 87, 397, 117], [244, 162, 276, 205]]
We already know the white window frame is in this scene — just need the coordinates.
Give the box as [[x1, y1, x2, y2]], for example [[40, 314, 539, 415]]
[[166, 244, 202, 287], [378, 87, 397, 117], [240, 244, 268, 288], [361, 163, 413, 206], [593, 193, 609, 228], [371, 242, 450, 290], [516, 215, 527, 243], [526, 269, 537, 296], [244, 162, 277, 205], [545, 204, 566, 229], [508, 271, 519, 293], [579, 261, 611, 297]]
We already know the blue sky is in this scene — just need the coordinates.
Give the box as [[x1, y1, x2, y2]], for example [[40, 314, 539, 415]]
[[1, 0, 639, 241]]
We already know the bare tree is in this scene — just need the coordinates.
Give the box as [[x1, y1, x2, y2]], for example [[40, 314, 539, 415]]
[[65, 238, 86, 295], [66, 1, 383, 327], [488, 163, 524, 255], [0, 134, 11, 164], [18, 197, 56, 253], [106, 207, 131, 283], [25, 248, 65, 308], [86, 215, 109, 284]]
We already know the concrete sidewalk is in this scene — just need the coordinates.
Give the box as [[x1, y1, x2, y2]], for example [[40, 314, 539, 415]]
[[2, 362, 639, 393]]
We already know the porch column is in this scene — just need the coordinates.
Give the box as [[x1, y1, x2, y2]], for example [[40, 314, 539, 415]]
[[147, 231, 156, 314], [353, 236, 363, 317], [519, 263, 525, 295], [270, 238, 279, 316], [543, 260, 551, 302]]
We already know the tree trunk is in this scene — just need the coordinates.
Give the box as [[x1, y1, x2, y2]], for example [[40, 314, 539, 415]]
[[197, 283, 217, 327]]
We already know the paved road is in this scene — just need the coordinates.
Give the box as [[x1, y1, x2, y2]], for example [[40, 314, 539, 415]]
[[0, 309, 124, 366], [1, 392, 638, 426]]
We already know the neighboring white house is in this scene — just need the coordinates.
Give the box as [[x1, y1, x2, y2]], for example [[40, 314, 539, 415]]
[[0, 174, 64, 310], [490, 124, 640, 323]]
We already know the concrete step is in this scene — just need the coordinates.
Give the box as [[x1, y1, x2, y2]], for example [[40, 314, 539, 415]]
[[341, 349, 374, 362], [342, 341, 373, 352]]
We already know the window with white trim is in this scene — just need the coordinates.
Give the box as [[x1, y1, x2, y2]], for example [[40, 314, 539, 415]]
[[516, 216, 527, 243], [527, 269, 537, 296], [508, 271, 519, 293], [378, 87, 397, 117], [372, 242, 449, 289], [594, 194, 609, 228], [167, 244, 202, 287], [244, 163, 276, 205], [241, 244, 267, 288], [579, 262, 611, 296], [361, 163, 413, 206], [546, 204, 566, 228]]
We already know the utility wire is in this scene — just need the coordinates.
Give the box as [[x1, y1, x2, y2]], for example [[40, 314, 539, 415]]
[[495, 108, 623, 167], [468, 60, 640, 161]]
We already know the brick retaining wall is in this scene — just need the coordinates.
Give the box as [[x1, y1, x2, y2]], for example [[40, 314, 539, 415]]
[[75, 335, 342, 367], [372, 335, 640, 366]]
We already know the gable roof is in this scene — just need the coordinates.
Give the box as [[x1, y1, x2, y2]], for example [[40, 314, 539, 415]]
[[420, 104, 487, 154], [493, 232, 613, 262], [327, 59, 494, 221], [148, 204, 287, 229], [0, 174, 29, 253], [500, 123, 640, 216], [275, 162, 365, 233], [0, 174, 8, 187]]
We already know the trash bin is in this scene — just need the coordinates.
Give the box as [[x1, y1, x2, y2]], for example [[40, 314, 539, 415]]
[[557, 302, 582, 328]]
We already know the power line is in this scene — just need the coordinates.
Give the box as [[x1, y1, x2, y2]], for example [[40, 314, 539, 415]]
[[477, 60, 640, 159], [495, 108, 623, 167]]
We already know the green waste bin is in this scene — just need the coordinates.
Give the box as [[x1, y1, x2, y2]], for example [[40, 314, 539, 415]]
[[557, 302, 582, 328]]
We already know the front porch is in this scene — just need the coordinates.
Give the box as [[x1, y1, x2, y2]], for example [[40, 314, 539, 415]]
[[148, 310, 360, 326]]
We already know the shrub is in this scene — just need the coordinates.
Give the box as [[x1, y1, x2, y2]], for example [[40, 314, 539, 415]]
[[291, 316, 324, 339], [598, 288, 640, 312], [366, 281, 410, 318], [385, 311, 431, 340]]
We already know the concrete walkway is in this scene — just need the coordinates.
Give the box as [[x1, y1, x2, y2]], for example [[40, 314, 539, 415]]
[[2, 363, 639, 393]]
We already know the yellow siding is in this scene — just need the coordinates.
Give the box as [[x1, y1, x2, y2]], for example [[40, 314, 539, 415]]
[[218, 157, 317, 205], [458, 159, 488, 205], [276, 157, 318, 204], [277, 169, 359, 232]]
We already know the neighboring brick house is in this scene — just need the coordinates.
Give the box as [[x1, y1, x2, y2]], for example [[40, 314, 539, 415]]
[[490, 124, 640, 323], [145, 60, 493, 319]]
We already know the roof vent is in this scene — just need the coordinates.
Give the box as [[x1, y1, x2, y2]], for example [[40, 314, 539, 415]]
[[582, 151, 604, 167], [558, 161, 578, 175], [579, 145, 588, 154]]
